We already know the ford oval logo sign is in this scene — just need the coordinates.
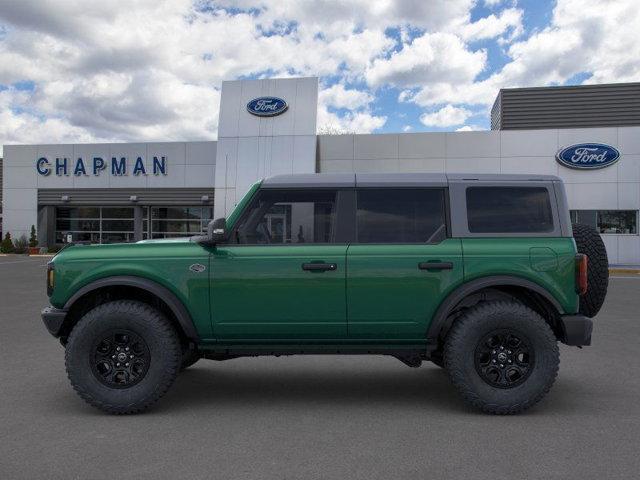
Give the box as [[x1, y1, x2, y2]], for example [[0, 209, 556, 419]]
[[247, 97, 288, 117], [556, 143, 620, 170]]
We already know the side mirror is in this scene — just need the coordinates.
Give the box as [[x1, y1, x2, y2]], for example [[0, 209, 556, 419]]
[[207, 217, 227, 244]]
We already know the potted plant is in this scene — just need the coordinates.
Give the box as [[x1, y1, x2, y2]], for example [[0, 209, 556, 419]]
[[28, 225, 39, 255], [1, 232, 15, 253]]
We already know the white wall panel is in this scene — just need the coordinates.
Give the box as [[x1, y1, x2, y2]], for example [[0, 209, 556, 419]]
[[558, 128, 618, 149], [500, 157, 558, 175], [317, 135, 354, 160], [185, 141, 216, 165], [319, 159, 355, 173], [601, 235, 619, 264], [616, 182, 640, 209], [559, 162, 618, 183], [446, 156, 500, 173], [566, 183, 619, 209], [353, 158, 399, 173], [354, 134, 398, 160], [217, 81, 242, 138], [617, 236, 640, 264], [293, 78, 319, 136], [398, 133, 446, 159], [397, 158, 446, 173], [500, 129, 558, 157], [617, 154, 640, 183], [4, 166, 37, 189], [293, 136, 317, 173], [184, 165, 216, 188], [446, 131, 500, 158], [618, 127, 640, 155]]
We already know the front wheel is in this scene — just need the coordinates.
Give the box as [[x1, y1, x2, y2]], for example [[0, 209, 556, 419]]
[[65, 300, 181, 414], [444, 301, 559, 415]]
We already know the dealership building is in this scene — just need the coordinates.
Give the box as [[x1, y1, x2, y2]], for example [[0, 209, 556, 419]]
[[1, 78, 640, 264]]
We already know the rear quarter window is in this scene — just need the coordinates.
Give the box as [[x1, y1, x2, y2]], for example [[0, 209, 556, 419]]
[[466, 186, 554, 233]]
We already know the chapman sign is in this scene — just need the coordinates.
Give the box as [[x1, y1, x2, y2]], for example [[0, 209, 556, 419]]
[[246, 97, 288, 117], [36, 156, 168, 177], [556, 143, 620, 170]]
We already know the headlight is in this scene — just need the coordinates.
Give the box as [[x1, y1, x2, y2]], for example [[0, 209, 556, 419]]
[[47, 263, 55, 296]]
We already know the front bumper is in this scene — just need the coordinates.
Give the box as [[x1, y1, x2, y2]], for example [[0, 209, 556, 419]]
[[560, 314, 593, 346], [41, 306, 67, 337]]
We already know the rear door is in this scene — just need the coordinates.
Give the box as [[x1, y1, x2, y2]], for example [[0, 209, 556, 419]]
[[346, 187, 463, 339]]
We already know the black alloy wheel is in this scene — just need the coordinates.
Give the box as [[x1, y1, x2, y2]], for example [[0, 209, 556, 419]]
[[474, 330, 533, 388], [91, 330, 151, 388]]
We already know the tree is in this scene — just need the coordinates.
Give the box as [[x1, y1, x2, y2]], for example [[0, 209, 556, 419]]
[[29, 225, 38, 248], [1, 232, 15, 253], [14, 234, 28, 254]]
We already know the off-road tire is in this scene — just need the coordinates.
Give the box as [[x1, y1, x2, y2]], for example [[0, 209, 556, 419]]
[[180, 348, 200, 371], [65, 300, 181, 414], [572, 223, 609, 318], [444, 301, 559, 415]]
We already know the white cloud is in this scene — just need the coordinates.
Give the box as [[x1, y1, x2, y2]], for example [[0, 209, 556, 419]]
[[484, 0, 507, 7], [403, 0, 640, 111], [319, 84, 373, 110], [456, 125, 484, 132], [459, 8, 523, 42], [366, 32, 486, 88], [402, 125, 413, 132], [0, 0, 638, 146], [420, 105, 472, 127]]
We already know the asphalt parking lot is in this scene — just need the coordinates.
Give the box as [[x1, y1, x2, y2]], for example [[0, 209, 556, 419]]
[[1, 255, 640, 479]]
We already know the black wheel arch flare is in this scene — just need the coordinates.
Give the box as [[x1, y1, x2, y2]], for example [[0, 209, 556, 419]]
[[426, 275, 565, 343], [63, 276, 199, 341]]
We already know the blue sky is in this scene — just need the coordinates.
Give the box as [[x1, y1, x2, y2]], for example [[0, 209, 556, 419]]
[[0, 0, 637, 150]]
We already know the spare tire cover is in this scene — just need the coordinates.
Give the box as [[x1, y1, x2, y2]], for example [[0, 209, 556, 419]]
[[572, 223, 609, 317]]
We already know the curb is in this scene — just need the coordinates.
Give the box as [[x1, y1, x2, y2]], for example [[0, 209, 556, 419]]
[[609, 268, 640, 275]]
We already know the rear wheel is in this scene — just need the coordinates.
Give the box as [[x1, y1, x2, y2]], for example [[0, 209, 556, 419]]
[[65, 300, 181, 414], [572, 223, 609, 317], [444, 301, 559, 414]]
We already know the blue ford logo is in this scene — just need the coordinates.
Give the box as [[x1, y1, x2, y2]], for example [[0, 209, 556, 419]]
[[556, 143, 620, 170], [247, 97, 288, 117]]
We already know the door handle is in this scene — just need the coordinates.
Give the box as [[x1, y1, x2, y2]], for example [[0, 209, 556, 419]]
[[302, 262, 337, 272], [418, 261, 453, 271]]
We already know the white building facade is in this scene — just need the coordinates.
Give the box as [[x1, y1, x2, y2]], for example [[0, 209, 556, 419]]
[[2, 76, 639, 264]]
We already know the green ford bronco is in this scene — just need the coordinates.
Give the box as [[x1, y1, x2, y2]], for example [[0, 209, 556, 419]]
[[42, 173, 608, 414]]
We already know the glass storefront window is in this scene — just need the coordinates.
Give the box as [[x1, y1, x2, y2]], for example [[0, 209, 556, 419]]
[[147, 206, 213, 239], [55, 205, 214, 244], [570, 210, 638, 234], [55, 206, 134, 244]]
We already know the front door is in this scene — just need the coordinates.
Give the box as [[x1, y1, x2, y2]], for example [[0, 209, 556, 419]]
[[347, 188, 464, 339], [211, 188, 348, 340]]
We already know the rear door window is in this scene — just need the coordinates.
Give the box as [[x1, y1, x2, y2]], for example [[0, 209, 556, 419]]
[[466, 186, 554, 233], [356, 188, 447, 243]]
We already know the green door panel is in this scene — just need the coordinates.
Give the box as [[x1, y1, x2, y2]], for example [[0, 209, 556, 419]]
[[50, 241, 213, 337], [346, 239, 464, 339], [462, 238, 578, 314], [211, 245, 348, 339]]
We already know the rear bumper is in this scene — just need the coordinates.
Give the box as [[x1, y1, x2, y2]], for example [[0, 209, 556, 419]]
[[560, 314, 593, 346], [41, 306, 67, 338]]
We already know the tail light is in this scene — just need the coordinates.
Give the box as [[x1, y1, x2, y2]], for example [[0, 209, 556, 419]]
[[575, 254, 588, 295]]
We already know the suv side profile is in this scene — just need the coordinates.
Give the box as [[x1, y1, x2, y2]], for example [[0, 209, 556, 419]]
[[42, 173, 608, 415]]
